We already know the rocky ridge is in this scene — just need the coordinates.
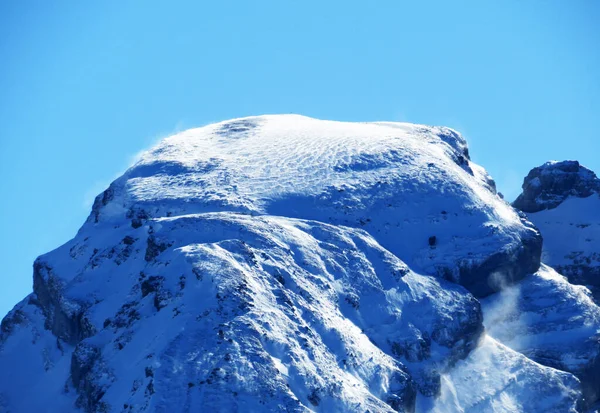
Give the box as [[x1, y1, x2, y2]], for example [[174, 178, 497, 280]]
[[513, 160, 600, 213]]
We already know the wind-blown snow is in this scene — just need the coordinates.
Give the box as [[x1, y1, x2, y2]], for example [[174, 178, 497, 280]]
[[417, 335, 581, 413], [482, 265, 600, 406]]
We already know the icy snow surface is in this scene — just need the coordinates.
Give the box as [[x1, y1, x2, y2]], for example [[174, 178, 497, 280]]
[[525, 195, 600, 293]]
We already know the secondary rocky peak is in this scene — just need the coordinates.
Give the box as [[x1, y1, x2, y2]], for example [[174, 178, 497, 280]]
[[513, 160, 600, 213]]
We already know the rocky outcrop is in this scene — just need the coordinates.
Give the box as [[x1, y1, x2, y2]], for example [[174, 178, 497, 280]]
[[32, 260, 95, 345], [513, 160, 600, 213], [454, 218, 542, 297], [0, 306, 27, 346], [71, 342, 112, 413]]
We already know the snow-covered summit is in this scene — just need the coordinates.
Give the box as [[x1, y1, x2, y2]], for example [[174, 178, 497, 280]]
[[89, 114, 540, 297], [513, 160, 600, 213]]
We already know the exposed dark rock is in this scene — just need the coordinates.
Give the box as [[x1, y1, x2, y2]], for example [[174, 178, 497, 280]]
[[144, 235, 170, 262], [113, 302, 141, 329], [71, 342, 111, 413], [0, 308, 26, 340], [122, 236, 135, 245], [306, 389, 320, 406], [141, 276, 164, 298], [436, 127, 474, 176], [0, 118, 586, 412], [432, 296, 484, 359], [344, 293, 360, 309], [33, 260, 95, 345], [153, 291, 171, 311], [513, 160, 600, 213], [127, 208, 149, 229], [88, 186, 116, 224], [145, 380, 155, 396], [513, 160, 600, 299], [454, 224, 542, 297], [386, 372, 417, 413], [557, 264, 600, 293], [71, 343, 101, 389], [140, 275, 171, 311]]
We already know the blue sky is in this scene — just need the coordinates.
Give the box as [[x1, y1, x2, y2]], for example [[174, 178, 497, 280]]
[[0, 0, 598, 318]]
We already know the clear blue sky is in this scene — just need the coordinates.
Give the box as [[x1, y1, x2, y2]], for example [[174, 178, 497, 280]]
[[0, 0, 598, 319]]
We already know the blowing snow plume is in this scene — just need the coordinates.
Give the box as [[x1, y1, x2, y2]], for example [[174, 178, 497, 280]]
[[481, 264, 600, 408]]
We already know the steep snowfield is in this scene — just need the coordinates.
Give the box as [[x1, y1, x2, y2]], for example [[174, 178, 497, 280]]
[[526, 196, 600, 291], [0, 115, 583, 412]]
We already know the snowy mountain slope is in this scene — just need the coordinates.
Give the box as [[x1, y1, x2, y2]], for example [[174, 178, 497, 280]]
[[482, 265, 600, 406], [1, 212, 486, 412], [0, 115, 580, 413], [524, 196, 600, 292], [513, 161, 600, 294]]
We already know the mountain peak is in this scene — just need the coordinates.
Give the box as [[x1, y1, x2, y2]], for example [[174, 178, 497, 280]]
[[10, 116, 596, 413], [513, 160, 600, 213]]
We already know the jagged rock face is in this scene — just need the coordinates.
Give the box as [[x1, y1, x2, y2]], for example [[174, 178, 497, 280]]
[[513, 161, 600, 296], [32, 261, 96, 345], [1, 115, 575, 413], [513, 160, 600, 213]]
